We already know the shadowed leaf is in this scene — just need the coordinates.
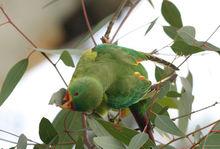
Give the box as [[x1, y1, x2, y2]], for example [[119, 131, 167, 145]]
[[39, 117, 59, 144]]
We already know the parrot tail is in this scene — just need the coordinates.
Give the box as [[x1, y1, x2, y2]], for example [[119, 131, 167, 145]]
[[129, 103, 155, 142]]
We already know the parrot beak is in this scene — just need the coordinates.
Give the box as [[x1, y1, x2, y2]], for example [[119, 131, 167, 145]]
[[60, 91, 74, 110]]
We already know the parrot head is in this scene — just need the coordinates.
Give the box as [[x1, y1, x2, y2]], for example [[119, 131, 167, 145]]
[[60, 77, 104, 112]]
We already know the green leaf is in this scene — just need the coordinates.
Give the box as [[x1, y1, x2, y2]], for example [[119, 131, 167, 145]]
[[163, 26, 178, 39], [166, 91, 181, 98], [17, 134, 27, 149], [155, 66, 166, 81], [128, 133, 149, 149], [157, 81, 170, 99], [49, 88, 66, 105], [96, 119, 155, 148], [53, 110, 83, 149], [94, 136, 125, 149], [33, 144, 49, 149], [178, 72, 194, 133], [161, 0, 183, 28], [75, 137, 84, 149], [39, 117, 59, 144], [0, 58, 28, 106], [199, 122, 220, 148], [171, 40, 203, 56], [87, 117, 110, 136], [177, 26, 196, 45], [60, 51, 74, 67], [145, 18, 158, 36], [157, 97, 177, 109], [155, 115, 183, 136]]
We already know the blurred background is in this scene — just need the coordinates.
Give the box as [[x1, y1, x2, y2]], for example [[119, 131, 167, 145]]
[[0, 0, 220, 148]]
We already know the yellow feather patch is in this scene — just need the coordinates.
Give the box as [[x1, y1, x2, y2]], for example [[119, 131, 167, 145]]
[[82, 49, 97, 61]]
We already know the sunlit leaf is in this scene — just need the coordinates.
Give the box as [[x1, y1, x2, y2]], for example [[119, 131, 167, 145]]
[[60, 51, 75, 67], [17, 134, 27, 149], [178, 71, 194, 133], [94, 136, 125, 149], [177, 26, 196, 45], [161, 0, 183, 28], [200, 42, 220, 52], [128, 133, 149, 149], [155, 115, 183, 136], [49, 88, 66, 105], [145, 18, 158, 36], [87, 117, 110, 136], [163, 26, 178, 39], [39, 117, 59, 144], [0, 58, 28, 106], [53, 110, 83, 149]]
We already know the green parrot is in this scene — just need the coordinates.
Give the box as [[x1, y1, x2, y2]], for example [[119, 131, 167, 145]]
[[51, 43, 177, 140]]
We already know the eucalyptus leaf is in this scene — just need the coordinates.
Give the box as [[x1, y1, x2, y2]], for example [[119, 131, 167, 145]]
[[194, 125, 203, 143], [49, 88, 66, 105], [157, 97, 177, 109], [53, 110, 83, 149], [178, 72, 194, 133], [177, 26, 196, 45], [87, 117, 110, 136], [96, 118, 155, 148], [166, 91, 181, 98], [39, 117, 59, 144], [145, 18, 158, 36], [161, 0, 183, 28], [163, 26, 178, 39], [0, 58, 28, 106], [171, 40, 203, 56], [17, 134, 27, 149], [128, 133, 149, 149], [75, 137, 84, 149], [94, 136, 125, 149], [60, 51, 75, 67], [155, 115, 183, 136]]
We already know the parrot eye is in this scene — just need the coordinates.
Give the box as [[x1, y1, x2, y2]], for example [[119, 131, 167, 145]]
[[73, 92, 79, 96]]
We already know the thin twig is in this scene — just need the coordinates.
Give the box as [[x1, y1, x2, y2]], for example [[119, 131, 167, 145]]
[[0, 129, 39, 144], [160, 119, 220, 148], [104, 0, 128, 41], [82, 113, 93, 149], [172, 102, 220, 121], [0, 6, 68, 86], [205, 25, 220, 42], [0, 138, 17, 144], [190, 135, 207, 149], [177, 55, 191, 69], [0, 21, 9, 27], [111, 0, 141, 43], [81, 0, 97, 46]]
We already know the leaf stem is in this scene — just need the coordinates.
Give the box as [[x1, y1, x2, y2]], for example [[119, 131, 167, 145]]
[[160, 119, 220, 148], [172, 102, 220, 121], [103, 0, 128, 41], [0, 6, 68, 86], [111, 0, 141, 43]]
